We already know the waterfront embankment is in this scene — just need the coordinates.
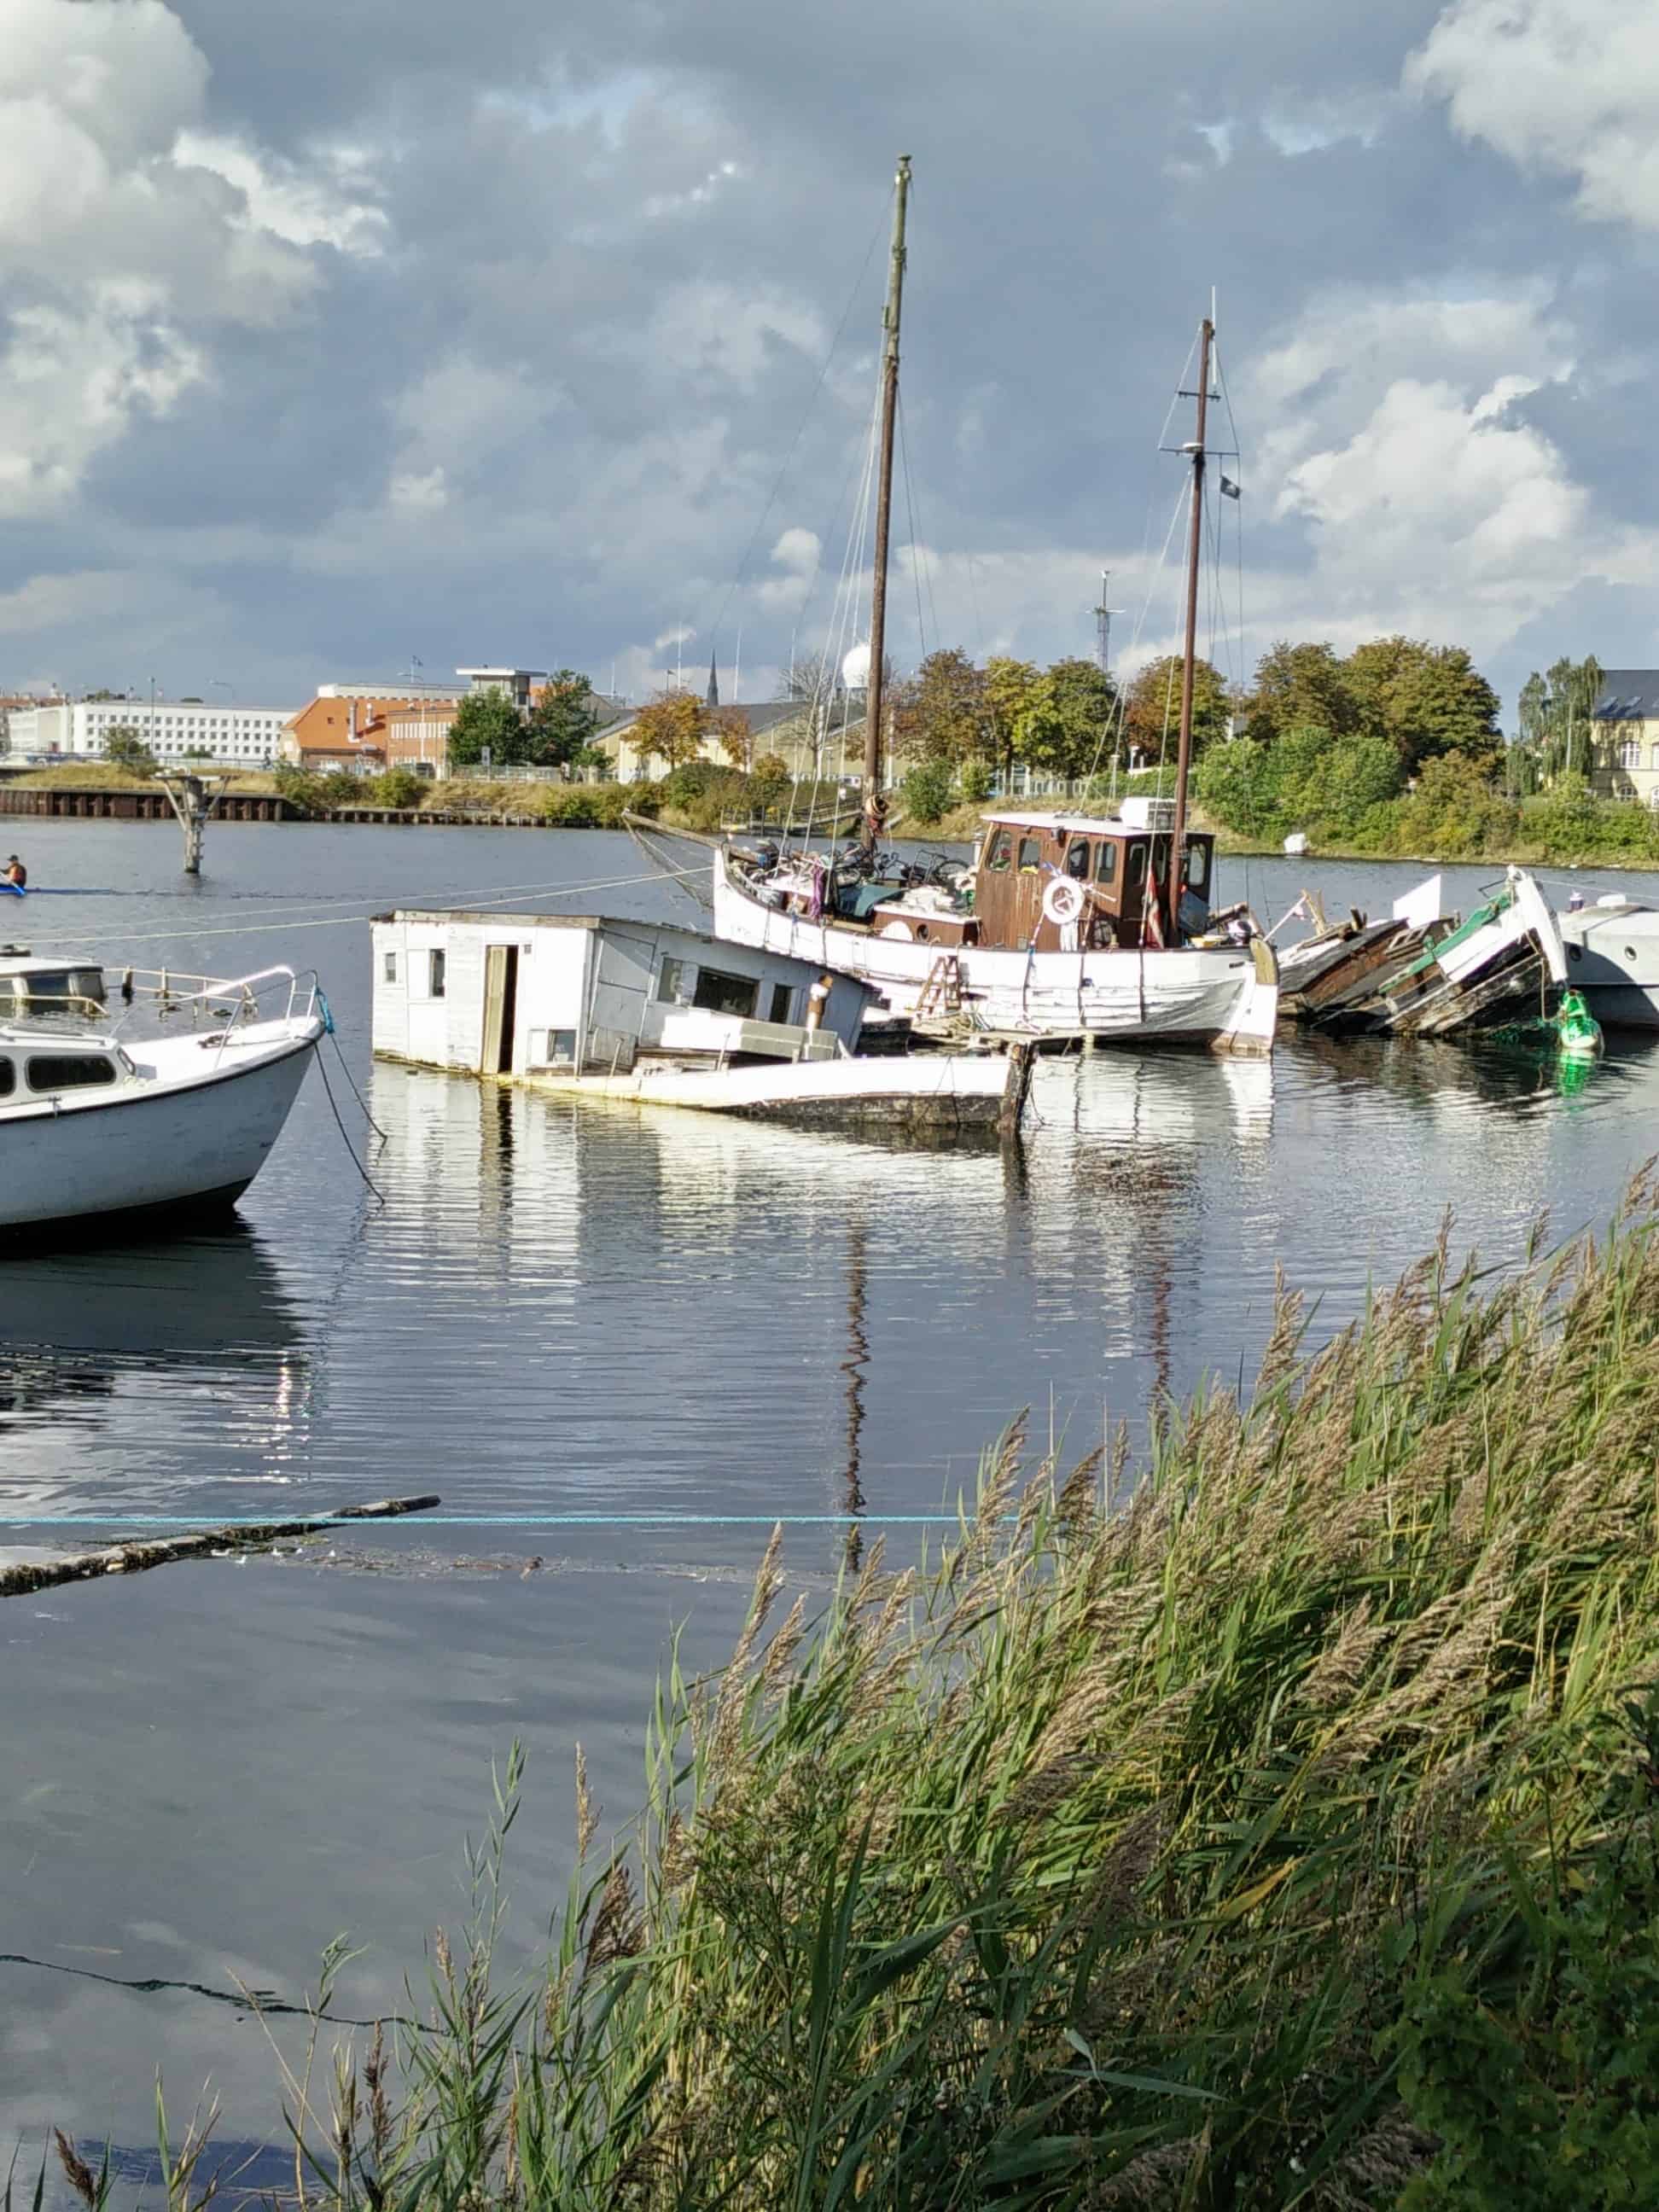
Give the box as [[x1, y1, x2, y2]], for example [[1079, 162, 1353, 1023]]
[[118, 1185, 1659, 2209]]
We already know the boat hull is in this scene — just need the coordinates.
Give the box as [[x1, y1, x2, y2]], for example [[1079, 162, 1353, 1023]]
[[0, 1030, 317, 1235], [527, 1050, 1019, 1130], [712, 849, 1278, 1054], [1559, 904, 1659, 1031]]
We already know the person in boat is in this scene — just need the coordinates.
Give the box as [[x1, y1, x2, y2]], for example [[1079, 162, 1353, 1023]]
[[805, 971, 834, 1033], [1567, 888, 1586, 912], [3, 856, 26, 888]]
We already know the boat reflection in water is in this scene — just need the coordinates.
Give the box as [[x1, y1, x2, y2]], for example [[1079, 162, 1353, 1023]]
[[363, 1049, 1277, 1540], [0, 1228, 308, 1513]]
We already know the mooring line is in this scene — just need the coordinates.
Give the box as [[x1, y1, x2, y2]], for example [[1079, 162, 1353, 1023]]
[[0, 1511, 981, 1528]]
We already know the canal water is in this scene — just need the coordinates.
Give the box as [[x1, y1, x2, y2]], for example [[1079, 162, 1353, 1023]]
[[3, 821, 1657, 2167]]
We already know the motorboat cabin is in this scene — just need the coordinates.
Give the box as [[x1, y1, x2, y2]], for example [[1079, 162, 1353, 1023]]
[[963, 799, 1216, 952], [0, 950, 107, 1016]]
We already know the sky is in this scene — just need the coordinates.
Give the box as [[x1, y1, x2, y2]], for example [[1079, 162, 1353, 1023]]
[[0, 0, 1656, 719]]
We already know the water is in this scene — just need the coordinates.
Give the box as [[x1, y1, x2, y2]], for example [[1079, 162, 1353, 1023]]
[[3, 822, 1656, 2161]]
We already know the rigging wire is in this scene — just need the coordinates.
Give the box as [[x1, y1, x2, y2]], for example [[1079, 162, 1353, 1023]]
[[896, 393, 938, 661]]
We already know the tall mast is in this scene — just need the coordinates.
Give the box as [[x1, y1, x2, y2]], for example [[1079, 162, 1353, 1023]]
[[861, 154, 911, 856], [1167, 315, 1212, 944]]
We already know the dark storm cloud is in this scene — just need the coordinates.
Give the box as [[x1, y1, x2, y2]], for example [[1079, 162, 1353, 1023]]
[[2, 0, 1656, 710]]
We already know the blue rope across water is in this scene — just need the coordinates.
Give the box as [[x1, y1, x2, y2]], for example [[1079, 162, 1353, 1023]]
[[0, 1512, 983, 1529]]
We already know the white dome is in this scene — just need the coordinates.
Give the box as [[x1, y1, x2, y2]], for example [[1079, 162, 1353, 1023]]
[[841, 642, 870, 690]]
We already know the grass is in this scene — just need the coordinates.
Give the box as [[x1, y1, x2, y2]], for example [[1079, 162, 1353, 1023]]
[[37, 1185, 1659, 2206]]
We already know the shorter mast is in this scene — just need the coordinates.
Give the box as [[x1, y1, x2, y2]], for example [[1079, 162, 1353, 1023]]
[[1167, 314, 1212, 945], [861, 154, 911, 857]]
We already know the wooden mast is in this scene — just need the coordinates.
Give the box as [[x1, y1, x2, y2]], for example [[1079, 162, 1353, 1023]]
[[861, 154, 911, 856], [1167, 314, 1213, 944]]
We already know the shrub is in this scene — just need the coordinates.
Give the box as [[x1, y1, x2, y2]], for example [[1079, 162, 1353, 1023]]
[[899, 759, 954, 824], [958, 758, 992, 804], [370, 767, 428, 810]]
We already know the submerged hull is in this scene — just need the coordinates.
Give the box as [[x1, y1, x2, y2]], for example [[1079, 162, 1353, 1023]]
[[1307, 870, 1568, 1040], [712, 849, 1278, 1054], [0, 1028, 317, 1234], [527, 1049, 1021, 1131]]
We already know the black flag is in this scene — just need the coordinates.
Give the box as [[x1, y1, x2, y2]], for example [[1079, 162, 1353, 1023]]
[[1220, 475, 1241, 501]]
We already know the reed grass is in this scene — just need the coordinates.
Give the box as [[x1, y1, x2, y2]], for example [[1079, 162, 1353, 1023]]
[[48, 1181, 1659, 2207]]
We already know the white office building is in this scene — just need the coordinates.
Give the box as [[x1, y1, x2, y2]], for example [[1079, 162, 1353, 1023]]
[[5, 699, 294, 765]]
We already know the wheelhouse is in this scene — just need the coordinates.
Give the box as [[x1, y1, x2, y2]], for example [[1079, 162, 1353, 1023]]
[[971, 803, 1215, 952]]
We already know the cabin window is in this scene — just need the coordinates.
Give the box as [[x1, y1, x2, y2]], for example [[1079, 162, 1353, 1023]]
[[383, 951, 398, 983], [1126, 843, 1147, 890], [1065, 839, 1090, 880], [657, 958, 684, 1003], [984, 829, 1013, 872], [0, 1058, 13, 1097], [428, 948, 446, 998], [1183, 841, 1212, 894], [1093, 842, 1118, 886], [547, 1028, 577, 1063], [27, 1054, 117, 1092], [1016, 837, 1041, 872], [768, 983, 795, 1024], [691, 967, 760, 1019]]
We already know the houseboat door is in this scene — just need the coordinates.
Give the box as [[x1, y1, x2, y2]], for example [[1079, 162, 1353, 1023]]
[[480, 944, 519, 1074]]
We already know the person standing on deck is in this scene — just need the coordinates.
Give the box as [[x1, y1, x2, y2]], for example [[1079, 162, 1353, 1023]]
[[805, 972, 834, 1033]]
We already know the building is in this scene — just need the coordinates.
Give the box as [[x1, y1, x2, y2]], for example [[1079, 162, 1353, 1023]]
[[1590, 672, 1659, 806], [456, 667, 547, 708], [597, 700, 859, 785], [5, 697, 292, 765]]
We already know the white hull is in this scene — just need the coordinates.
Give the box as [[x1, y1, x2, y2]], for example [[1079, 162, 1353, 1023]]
[[0, 1022, 319, 1232], [712, 848, 1278, 1053], [1559, 900, 1659, 1031], [526, 1049, 1016, 1127]]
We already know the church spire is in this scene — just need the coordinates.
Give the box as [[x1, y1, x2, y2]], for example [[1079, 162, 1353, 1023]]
[[706, 650, 719, 709]]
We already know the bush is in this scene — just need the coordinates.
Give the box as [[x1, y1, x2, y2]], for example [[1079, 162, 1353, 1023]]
[[1387, 754, 1521, 859], [899, 760, 954, 824], [958, 758, 992, 804], [369, 767, 428, 810]]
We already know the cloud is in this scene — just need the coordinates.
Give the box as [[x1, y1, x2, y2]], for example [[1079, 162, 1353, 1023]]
[[757, 527, 821, 609], [1409, 0, 1659, 231]]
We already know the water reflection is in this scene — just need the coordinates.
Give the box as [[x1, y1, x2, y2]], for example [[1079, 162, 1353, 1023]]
[[0, 1231, 307, 1505], [841, 1214, 869, 1569]]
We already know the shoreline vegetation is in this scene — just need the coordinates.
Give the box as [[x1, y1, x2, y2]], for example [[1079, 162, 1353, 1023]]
[[44, 1190, 1659, 2208], [10, 760, 1659, 875]]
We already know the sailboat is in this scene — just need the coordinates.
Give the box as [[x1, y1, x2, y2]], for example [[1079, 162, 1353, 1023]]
[[712, 163, 1278, 1055]]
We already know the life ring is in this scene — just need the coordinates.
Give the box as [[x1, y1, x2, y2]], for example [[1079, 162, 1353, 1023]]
[[1041, 876, 1086, 927]]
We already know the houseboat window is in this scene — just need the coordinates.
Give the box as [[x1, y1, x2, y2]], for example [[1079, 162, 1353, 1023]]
[[1183, 841, 1211, 894], [1016, 837, 1041, 872], [657, 958, 684, 1004], [0, 1059, 13, 1096], [1126, 843, 1147, 890], [429, 948, 446, 998], [27, 1054, 117, 1091], [690, 967, 760, 1019], [1065, 839, 1091, 880], [1093, 842, 1118, 886], [383, 951, 398, 983], [768, 982, 795, 1024], [548, 1028, 577, 1062], [984, 829, 1013, 871]]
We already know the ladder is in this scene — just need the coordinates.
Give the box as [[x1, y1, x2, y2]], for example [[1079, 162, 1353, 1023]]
[[916, 954, 963, 1020]]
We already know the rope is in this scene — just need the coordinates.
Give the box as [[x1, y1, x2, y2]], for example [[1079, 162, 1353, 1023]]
[[0, 1511, 1016, 1528], [315, 1045, 386, 1207]]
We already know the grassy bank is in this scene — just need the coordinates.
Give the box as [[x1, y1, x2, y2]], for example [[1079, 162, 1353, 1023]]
[[55, 1188, 1659, 2209]]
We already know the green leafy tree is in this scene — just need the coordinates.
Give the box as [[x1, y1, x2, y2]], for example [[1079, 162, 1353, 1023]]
[[1013, 657, 1118, 779], [899, 759, 953, 824], [102, 724, 156, 777], [1345, 637, 1500, 772], [628, 691, 706, 775], [1247, 641, 1357, 742], [981, 656, 1038, 778], [890, 649, 987, 767], [1123, 655, 1230, 764], [446, 687, 534, 770], [527, 670, 601, 775]]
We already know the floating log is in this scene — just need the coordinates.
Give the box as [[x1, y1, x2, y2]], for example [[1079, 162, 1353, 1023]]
[[0, 1493, 440, 1598]]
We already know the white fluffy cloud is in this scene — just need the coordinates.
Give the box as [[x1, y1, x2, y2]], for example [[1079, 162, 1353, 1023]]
[[0, 0, 385, 520], [1409, 0, 1659, 230]]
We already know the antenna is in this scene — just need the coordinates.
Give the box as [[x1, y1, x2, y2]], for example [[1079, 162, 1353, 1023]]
[[1092, 568, 1125, 675]]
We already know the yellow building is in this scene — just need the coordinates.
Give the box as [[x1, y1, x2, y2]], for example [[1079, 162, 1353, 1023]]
[[1591, 671, 1659, 806]]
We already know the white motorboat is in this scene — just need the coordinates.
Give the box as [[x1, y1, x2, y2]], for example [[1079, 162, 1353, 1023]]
[[1558, 894, 1659, 1031], [0, 965, 323, 1237]]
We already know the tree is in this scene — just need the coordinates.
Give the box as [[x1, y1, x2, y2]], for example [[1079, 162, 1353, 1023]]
[[1345, 637, 1499, 773], [982, 657, 1039, 778], [1122, 655, 1230, 764], [102, 724, 156, 777], [527, 670, 601, 775], [709, 706, 755, 773], [447, 688, 534, 770], [1515, 654, 1604, 784], [628, 691, 706, 775], [775, 651, 830, 704], [1247, 642, 1356, 743], [889, 649, 988, 767], [1013, 657, 1118, 780]]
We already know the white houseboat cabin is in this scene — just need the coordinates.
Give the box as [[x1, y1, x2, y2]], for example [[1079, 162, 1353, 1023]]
[[371, 911, 874, 1079]]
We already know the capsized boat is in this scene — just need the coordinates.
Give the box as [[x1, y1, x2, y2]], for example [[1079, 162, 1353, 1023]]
[[0, 964, 323, 1237], [1557, 893, 1659, 1032], [712, 196, 1277, 1055]]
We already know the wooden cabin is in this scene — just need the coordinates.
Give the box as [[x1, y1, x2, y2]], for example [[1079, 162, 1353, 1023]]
[[371, 910, 873, 1078], [864, 798, 1217, 954]]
